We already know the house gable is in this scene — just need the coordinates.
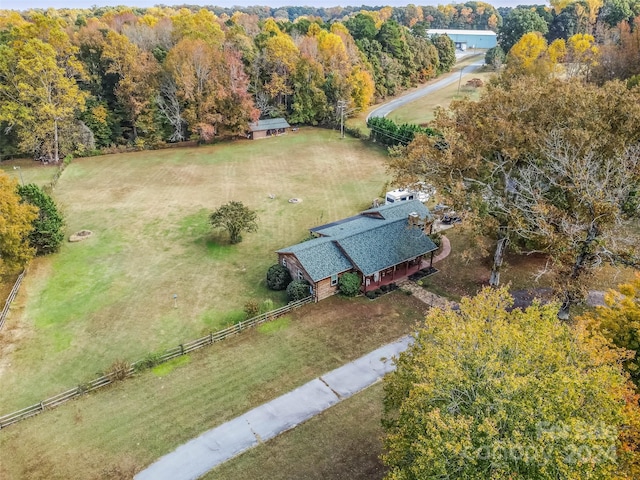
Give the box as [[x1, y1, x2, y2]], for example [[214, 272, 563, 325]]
[[337, 218, 437, 276], [277, 237, 353, 283], [276, 199, 437, 300]]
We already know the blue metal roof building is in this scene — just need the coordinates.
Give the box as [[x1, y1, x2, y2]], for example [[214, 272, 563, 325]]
[[427, 29, 497, 50]]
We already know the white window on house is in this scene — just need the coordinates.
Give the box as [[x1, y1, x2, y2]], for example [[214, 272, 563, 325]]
[[282, 257, 287, 267], [373, 272, 379, 282], [297, 269, 304, 280], [330, 274, 338, 286]]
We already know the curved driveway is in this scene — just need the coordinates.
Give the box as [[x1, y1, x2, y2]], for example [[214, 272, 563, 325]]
[[366, 54, 484, 121]]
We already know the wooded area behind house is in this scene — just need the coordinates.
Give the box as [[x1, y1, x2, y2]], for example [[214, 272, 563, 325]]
[[0, 5, 469, 161]]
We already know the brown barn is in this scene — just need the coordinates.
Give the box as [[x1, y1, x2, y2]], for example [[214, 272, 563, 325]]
[[277, 200, 438, 302], [248, 118, 291, 140]]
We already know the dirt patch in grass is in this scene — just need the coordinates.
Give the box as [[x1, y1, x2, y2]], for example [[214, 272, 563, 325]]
[[0, 292, 424, 480]]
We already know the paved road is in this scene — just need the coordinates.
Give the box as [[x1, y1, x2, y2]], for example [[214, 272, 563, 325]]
[[366, 54, 484, 121], [135, 336, 414, 480]]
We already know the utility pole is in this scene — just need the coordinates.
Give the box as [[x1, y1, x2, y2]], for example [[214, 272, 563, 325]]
[[457, 66, 465, 95], [337, 100, 347, 139]]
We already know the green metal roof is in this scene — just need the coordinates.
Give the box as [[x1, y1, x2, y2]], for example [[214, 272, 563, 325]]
[[249, 118, 291, 132], [277, 200, 437, 281]]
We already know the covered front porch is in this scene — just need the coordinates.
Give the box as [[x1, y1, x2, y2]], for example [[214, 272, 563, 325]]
[[363, 258, 425, 292]]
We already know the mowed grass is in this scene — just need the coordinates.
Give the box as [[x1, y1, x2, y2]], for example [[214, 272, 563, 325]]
[[0, 127, 391, 411], [207, 382, 388, 480], [0, 157, 60, 188], [388, 66, 495, 126], [0, 292, 425, 480]]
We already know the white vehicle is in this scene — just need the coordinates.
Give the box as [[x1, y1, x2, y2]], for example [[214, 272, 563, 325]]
[[385, 183, 436, 204], [385, 189, 416, 204]]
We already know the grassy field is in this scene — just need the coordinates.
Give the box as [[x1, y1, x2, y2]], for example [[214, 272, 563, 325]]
[[0, 128, 391, 412], [388, 66, 494, 125], [0, 158, 60, 189], [0, 292, 425, 479]]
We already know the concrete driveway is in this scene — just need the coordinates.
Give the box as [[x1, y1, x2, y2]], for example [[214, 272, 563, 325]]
[[367, 54, 484, 121], [134, 336, 413, 480]]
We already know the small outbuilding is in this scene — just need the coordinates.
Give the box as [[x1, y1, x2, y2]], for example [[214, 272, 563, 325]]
[[248, 118, 291, 140]]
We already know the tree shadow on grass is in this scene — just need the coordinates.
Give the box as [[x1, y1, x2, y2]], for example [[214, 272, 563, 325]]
[[203, 233, 235, 258]]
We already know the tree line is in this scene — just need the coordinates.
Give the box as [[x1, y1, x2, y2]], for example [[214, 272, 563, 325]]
[[0, 7, 457, 162], [491, 0, 640, 71]]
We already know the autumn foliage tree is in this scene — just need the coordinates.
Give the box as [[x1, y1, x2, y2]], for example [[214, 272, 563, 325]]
[[0, 172, 37, 276], [580, 275, 640, 385], [383, 287, 640, 479], [389, 76, 640, 316]]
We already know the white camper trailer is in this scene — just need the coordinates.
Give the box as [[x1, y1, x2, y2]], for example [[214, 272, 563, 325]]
[[385, 184, 436, 204], [385, 189, 415, 204]]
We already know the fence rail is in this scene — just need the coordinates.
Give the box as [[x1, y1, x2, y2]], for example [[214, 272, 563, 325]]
[[0, 270, 26, 332], [0, 296, 312, 430]]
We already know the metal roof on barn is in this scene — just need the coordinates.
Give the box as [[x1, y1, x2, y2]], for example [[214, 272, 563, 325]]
[[249, 118, 291, 132], [278, 200, 437, 280], [427, 29, 497, 36]]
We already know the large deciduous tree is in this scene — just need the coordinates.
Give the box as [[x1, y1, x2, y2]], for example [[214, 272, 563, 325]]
[[499, 7, 549, 52], [209, 201, 258, 244], [388, 77, 640, 316], [580, 274, 640, 386], [0, 38, 86, 162], [383, 287, 640, 479], [0, 172, 37, 275], [101, 30, 160, 141]]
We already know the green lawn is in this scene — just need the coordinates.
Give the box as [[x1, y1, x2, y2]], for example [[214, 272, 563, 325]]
[[0, 158, 60, 188], [0, 292, 424, 480], [0, 128, 390, 411]]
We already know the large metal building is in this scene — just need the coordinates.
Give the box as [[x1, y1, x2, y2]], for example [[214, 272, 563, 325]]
[[426, 29, 497, 50]]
